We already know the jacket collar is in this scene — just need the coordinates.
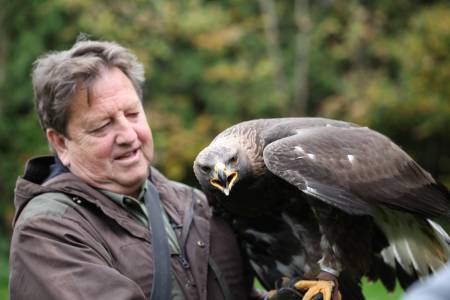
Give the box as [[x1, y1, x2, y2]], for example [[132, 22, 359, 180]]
[[14, 156, 196, 241]]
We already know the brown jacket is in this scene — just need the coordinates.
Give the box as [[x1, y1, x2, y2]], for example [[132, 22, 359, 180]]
[[9, 156, 253, 300]]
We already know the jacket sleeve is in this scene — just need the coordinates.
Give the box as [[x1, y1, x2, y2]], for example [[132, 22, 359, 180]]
[[9, 214, 147, 300], [402, 263, 450, 300]]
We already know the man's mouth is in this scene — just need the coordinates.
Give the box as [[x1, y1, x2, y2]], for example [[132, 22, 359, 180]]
[[115, 149, 139, 160]]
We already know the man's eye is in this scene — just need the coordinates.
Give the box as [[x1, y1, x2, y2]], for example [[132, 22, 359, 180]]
[[91, 122, 110, 133], [127, 112, 139, 118]]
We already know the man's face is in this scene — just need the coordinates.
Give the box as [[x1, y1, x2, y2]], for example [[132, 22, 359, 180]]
[[50, 67, 154, 197]]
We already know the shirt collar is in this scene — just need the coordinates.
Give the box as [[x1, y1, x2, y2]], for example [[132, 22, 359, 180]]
[[99, 181, 148, 207]]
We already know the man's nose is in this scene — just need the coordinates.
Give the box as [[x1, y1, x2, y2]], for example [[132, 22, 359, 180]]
[[115, 116, 138, 145]]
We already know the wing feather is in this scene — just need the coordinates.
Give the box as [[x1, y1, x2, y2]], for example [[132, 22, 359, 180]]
[[262, 125, 450, 217]]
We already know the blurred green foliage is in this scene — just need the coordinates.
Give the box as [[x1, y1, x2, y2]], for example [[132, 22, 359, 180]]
[[362, 279, 404, 300], [1, 0, 449, 298]]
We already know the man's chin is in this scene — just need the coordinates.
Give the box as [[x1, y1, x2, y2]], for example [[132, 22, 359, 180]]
[[110, 178, 147, 197], [118, 171, 149, 188], [122, 172, 148, 184]]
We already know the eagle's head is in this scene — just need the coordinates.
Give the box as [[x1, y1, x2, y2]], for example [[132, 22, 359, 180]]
[[193, 139, 253, 197]]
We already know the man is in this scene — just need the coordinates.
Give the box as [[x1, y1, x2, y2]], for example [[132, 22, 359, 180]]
[[402, 263, 450, 300], [9, 39, 255, 300]]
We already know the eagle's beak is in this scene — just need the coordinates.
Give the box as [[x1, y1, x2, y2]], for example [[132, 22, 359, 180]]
[[209, 162, 238, 196]]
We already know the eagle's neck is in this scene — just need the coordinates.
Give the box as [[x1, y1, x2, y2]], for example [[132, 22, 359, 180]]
[[218, 172, 298, 220]]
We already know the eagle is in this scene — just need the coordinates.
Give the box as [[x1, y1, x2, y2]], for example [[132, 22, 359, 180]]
[[193, 117, 450, 300]]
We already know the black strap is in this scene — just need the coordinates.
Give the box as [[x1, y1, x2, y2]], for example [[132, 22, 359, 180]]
[[145, 181, 172, 300], [208, 257, 234, 300]]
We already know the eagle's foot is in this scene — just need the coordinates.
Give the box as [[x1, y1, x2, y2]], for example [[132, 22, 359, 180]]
[[294, 280, 341, 300]]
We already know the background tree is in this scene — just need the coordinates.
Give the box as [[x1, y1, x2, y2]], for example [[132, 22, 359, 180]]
[[1, 0, 449, 298]]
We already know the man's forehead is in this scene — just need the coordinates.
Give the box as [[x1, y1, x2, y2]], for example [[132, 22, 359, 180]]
[[74, 95, 140, 117], [85, 92, 141, 110], [68, 88, 141, 127]]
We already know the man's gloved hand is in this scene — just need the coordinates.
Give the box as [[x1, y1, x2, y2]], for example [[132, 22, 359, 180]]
[[261, 277, 323, 300]]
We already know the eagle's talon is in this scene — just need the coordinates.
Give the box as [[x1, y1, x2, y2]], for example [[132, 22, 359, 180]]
[[294, 280, 340, 300]]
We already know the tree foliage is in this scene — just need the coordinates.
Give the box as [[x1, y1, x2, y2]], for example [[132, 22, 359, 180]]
[[1, 0, 449, 231]]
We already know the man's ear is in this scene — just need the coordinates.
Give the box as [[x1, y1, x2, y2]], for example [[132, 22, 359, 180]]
[[46, 128, 70, 167]]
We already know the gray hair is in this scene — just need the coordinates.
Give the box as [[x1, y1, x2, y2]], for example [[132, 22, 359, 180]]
[[32, 39, 145, 136]]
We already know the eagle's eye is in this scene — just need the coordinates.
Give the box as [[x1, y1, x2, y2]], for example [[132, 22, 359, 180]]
[[200, 165, 211, 173], [229, 155, 238, 164]]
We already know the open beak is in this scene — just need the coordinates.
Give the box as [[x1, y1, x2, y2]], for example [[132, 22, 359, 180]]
[[209, 162, 238, 196]]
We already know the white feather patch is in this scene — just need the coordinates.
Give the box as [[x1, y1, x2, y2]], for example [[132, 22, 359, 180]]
[[295, 146, 306, 153], [375, 207, 450, 277], [306, 186, 318, 194]]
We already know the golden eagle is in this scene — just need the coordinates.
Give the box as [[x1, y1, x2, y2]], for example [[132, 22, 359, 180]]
[[193, 118, 450, 300]]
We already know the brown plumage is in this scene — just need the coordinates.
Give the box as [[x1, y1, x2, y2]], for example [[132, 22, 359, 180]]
[[193, 117, 450, 300]]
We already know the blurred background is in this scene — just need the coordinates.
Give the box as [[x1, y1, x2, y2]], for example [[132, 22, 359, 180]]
[[1, 0, 449, 298]]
